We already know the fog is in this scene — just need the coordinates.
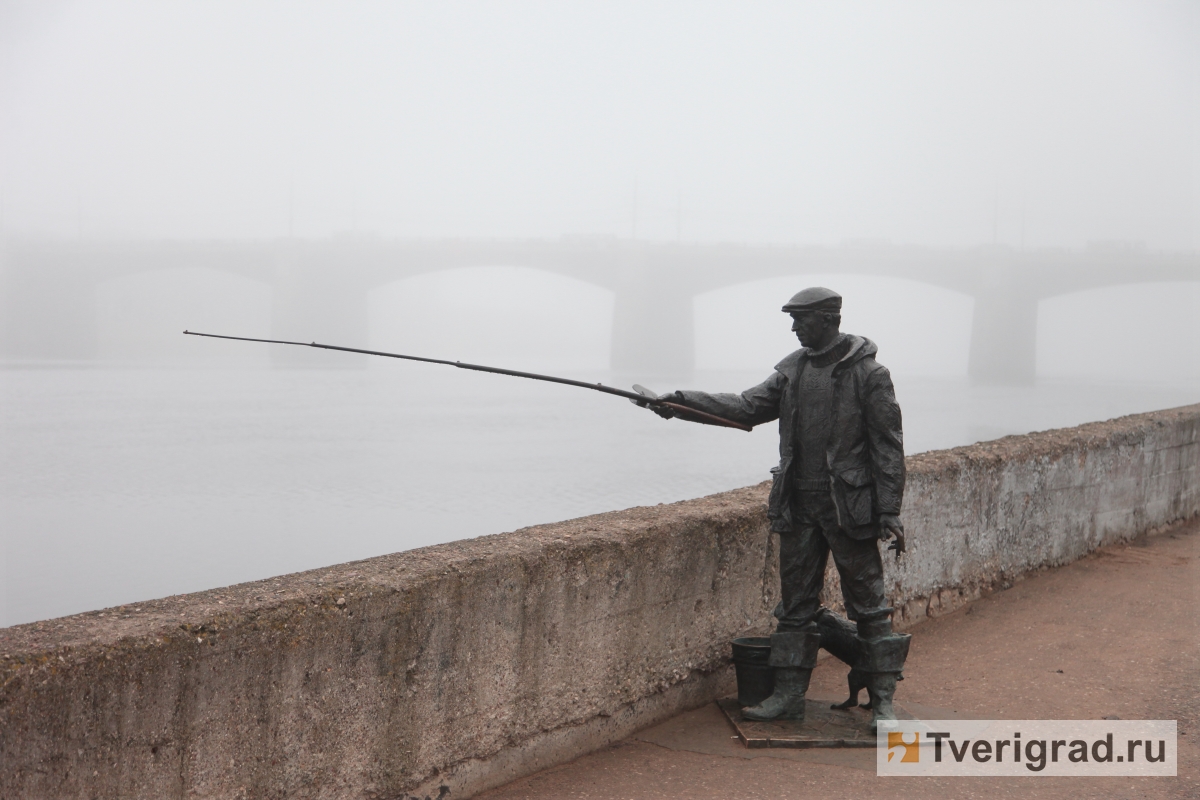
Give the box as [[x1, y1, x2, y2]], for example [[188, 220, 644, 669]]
[[1, 1, 1198, 625], [2, 1, 1196, 246]]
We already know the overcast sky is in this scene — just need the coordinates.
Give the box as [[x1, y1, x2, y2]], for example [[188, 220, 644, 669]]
[[1, 0, 1196, 248]]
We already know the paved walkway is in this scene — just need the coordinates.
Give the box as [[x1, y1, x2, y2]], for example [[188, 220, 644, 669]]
[[478, 517, 1199, 800]]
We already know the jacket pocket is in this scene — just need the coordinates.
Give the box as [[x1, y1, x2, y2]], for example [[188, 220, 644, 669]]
[[837, 468, 875, 527]]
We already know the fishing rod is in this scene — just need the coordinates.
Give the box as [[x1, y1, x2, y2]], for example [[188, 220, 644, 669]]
[[182, 330, 752, 432]]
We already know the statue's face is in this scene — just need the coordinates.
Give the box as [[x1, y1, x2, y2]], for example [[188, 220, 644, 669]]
[[790, 311, 827, 347]]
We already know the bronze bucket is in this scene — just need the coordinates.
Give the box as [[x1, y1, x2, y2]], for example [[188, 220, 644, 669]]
[[730, 637, 773, 707]]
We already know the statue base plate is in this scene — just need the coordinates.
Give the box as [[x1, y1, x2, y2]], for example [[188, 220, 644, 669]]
[[717, 696, 914, 748]]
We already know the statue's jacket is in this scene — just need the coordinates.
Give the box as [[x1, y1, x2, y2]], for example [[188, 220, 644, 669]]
[[675, 335, 904, 539]]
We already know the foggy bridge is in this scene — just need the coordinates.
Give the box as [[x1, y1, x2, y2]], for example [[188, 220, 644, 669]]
[[1, 237, 1195, 383]]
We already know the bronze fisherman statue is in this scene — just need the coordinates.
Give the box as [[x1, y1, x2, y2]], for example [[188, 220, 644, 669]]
[[647, 287, 911, 731]]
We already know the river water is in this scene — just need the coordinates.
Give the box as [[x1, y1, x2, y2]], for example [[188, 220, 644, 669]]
[[2, 365, 1196, 627]]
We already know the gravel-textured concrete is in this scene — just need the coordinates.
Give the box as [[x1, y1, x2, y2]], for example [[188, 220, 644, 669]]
[[1, 404, 1196, 799]]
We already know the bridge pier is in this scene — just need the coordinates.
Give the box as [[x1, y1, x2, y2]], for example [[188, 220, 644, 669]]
[[967, 266, 1039, 385], [270, 248, 370, 368], [610, 264, 694, 376]]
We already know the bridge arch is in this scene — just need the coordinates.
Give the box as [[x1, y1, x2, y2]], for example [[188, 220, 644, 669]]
[[367, 266, 614, 372], [1036, 280, 1200, 381], [694, 275, 974, 377]]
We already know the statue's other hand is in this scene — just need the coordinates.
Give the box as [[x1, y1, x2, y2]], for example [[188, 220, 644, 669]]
[[880, 514, 905, 559]]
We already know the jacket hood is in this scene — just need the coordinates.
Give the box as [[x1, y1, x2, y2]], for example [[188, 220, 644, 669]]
[[774, 334, 876, 374]]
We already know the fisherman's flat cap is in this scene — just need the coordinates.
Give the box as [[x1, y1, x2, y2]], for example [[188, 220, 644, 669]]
[[782, 286, 842, 313]]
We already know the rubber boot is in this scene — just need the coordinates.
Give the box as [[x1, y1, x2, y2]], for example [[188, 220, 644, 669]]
[[855, 615, 910, 732], [741, 667, 812, 721], [866, 672, 900, 731]]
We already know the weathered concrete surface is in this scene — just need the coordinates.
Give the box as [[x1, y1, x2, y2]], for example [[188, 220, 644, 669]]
[[1, 404, 1197, 799], [884, 402, 1199, 628]]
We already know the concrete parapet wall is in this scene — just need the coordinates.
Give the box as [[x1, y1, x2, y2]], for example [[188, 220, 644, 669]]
[[2, 404, 1197, 799], [885, 402, 1198, 627]]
